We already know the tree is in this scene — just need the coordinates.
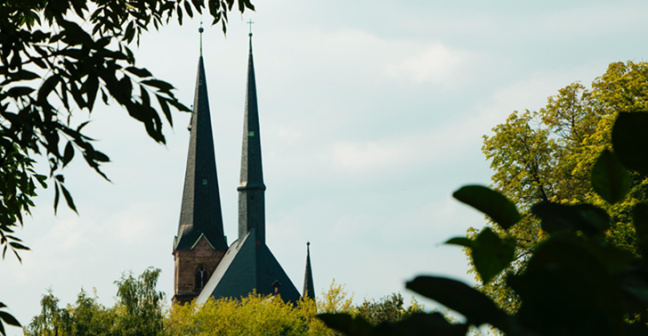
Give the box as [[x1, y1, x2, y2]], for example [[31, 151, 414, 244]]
[[317, 111, 648, 336], [356, 293, 423, 326], [0, 0, 252, 333], [473, 61, 648, 313], [24, 267, 163, 336]]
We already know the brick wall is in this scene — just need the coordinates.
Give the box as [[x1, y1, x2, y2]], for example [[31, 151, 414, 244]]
[[172, 236, 226, 304]]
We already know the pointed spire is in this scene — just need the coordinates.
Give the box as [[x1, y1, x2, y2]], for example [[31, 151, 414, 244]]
[[303, 242, 315, 299], [175, 40, 228, 251], [238, 31, 267, 244]]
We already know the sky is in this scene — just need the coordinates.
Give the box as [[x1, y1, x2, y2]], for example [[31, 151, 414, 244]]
[[4, 0, 648, 334]]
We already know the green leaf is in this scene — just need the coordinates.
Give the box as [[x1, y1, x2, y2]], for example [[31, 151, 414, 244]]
[[632, 204, 648, 255], [445, 237, 475, 249], [406, 276, 509, 331], [184, 0, 194, 18], [85, 74, 99, 111], [13, 70, 40, 81], [374, 313, 469, 336], [156, 95, 173, 126], [125, 66, 152, 78], [141, 79, 174, 93], [63, 141, 74, 167], [6, 87, 35, 97], [474, 228, 516, 284], [621, 274, 648, 308], [9, 242, 29, 251], [448, 229, 515, 284], [532, 203, 609, 237], [61, 184, 78, 214], [0, 311, 21, 327], [612, 112, 648, 175], [316, 313, 372, 336], [453, 185, 521, 230], [591, 149, 631, 204], [38, 75, 59, 104], [53, 183, 60, 215]]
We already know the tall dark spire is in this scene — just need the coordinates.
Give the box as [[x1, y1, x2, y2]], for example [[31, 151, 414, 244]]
[[174, 35, 228, 251], [238, 32, 266, 244], [303, 242, 315, 299]]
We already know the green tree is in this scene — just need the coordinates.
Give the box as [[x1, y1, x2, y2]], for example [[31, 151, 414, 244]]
[[473, 61, 648, 313], [24, 267, 163, 336], [318, 111, 648, 336], [356, 293, 423, 326], [1, 0, 252, 333]]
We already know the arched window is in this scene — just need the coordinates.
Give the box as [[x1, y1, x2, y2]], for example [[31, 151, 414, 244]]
[[195, 264, 207, 292]]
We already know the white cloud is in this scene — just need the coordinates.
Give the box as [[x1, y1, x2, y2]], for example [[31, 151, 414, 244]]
[[387, 44, 472, 86]]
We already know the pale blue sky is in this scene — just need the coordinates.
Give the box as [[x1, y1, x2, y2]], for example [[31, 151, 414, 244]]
[[4, 1, 648, 334]]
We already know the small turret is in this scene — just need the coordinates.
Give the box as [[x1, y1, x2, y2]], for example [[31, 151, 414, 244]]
[[303, 242, 315, 299]]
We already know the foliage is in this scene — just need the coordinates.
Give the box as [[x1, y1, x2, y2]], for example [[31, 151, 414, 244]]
[[165, 293, 327, 336], [319, 279, 355, 314], [24, 267, 164, 336], [317, 111, 648, 334], [472, 61, 648, 313], [356, 293, 424, 326], [0, 0, 253, 333]]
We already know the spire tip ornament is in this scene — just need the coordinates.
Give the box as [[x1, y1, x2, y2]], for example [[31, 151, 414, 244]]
[[199, 22, 204, 55]]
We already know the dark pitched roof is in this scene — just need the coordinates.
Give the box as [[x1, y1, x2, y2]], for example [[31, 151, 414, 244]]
[[237, 34, 267, 244], [175, 56, 228, 251], [303, 242, 315, 299], [195, 229, 302, 304]]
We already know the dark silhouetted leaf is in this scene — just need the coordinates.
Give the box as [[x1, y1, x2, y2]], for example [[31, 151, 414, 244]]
[[8, 242, 29, 251], [591, 149, 631, 204], [317, 313, 372, 336], [633, 203, 648, 254], [60, 184, 77, 214], [0, 311, 20, 327], [374, 313, 469, 336], [453, 185, 521, 230], [125, 66, 152, 78], [53, 183, 60, 215], [7, 87, 35, 97], [63, 141, 74, 167], [141, 79, 174, 93], [612, 112, 648, 175], [447, 228, 515, 284], [446, 237, 475, 249], [406, 276, 508, 331], [532, 203, 609, 237]]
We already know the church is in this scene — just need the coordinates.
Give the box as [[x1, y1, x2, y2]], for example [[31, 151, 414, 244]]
[[171, 27, 316, 305]]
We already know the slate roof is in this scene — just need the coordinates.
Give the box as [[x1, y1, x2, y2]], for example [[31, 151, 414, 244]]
[[174, 56, 228, 251], [195, 229, 302, 304], [237, 34, 267, 244]]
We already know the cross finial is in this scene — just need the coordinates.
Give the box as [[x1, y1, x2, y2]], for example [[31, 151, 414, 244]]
[[247, 19, 254, 36]]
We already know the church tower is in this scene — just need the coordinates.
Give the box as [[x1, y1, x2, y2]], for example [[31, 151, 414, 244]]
[[237, 33, 266, 245], [172, 27, 228, 305], [194, 31, 302, 304]]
